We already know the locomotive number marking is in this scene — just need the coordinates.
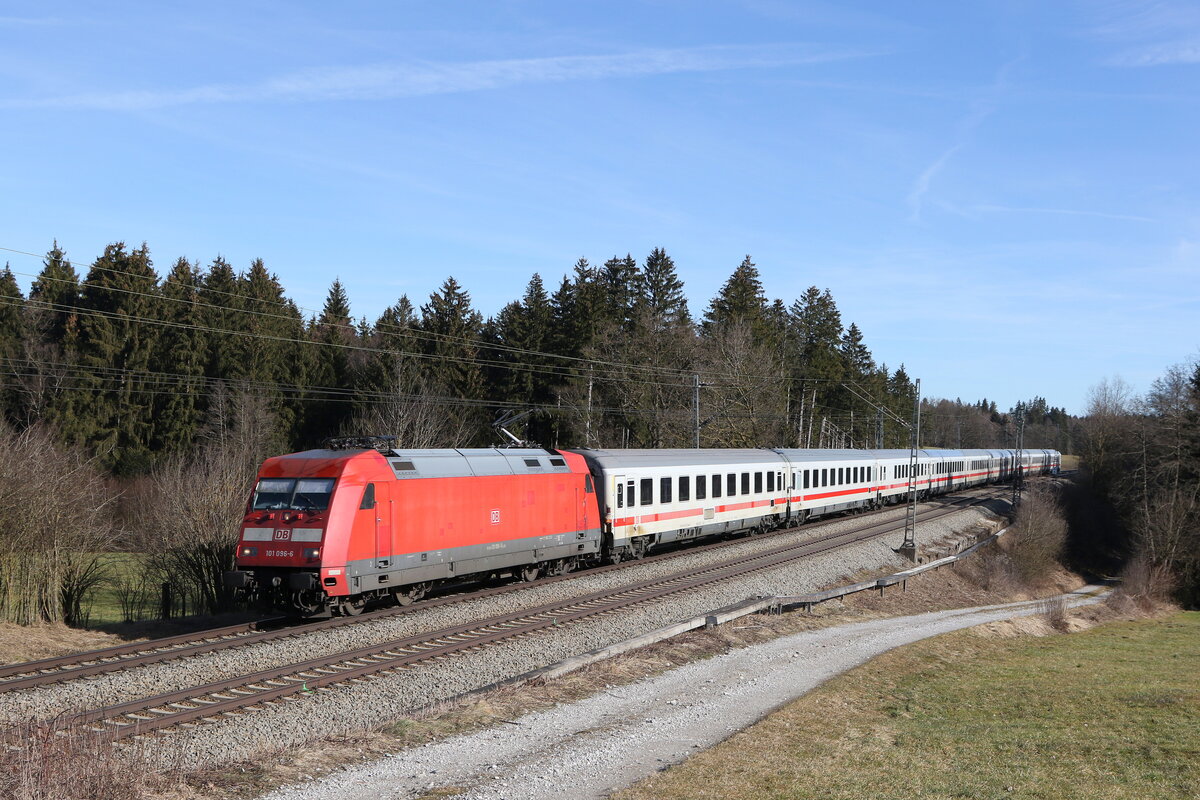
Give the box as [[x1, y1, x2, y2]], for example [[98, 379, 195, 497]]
[[266, 549, 294, 558], [274, 530, 291, 540], [490, 510, 501, 525]]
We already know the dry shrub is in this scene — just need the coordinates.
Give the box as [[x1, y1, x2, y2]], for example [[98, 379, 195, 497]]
[[1039, 595, 1070, 631], [955, 544, 1017, 593], [135, 390, 281, 616], [1112, 557, 1176, 610], [0, 718, 173, 800], [1007, 485, 1068, 585], [0, 424, 118, 625]]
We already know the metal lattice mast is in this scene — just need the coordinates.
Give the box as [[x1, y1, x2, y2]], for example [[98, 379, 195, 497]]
[[1012, 403, 1025, 509], [899, 378, 921, 559]]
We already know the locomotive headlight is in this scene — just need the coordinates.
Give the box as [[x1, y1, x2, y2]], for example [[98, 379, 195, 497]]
[[303, 548, 320, 560], [240, 546, 258, 557]]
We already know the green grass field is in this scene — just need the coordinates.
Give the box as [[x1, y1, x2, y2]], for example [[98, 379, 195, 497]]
[[81, 552, 151, 627], [618, 612, 1199, 800]]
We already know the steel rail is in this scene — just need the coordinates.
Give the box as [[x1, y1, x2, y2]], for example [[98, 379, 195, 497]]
[[0, 486, 1007, 693], [56, 494, 994, 739]]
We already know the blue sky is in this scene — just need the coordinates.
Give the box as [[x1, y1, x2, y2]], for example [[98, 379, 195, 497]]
[[1, 1, 1197, 414]]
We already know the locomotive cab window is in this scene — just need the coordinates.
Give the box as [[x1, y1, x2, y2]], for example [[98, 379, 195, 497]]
[[359, 483, 376, 510], [584, 474, 594, 493], [253, 477, 336, 511], [640, 478, 653, 505]]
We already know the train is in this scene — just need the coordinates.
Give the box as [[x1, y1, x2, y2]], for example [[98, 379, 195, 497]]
[[224, 438, 1059, 616]]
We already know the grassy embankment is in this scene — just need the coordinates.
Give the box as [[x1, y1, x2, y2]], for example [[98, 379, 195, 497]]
[[618, 611, 1199, 800]]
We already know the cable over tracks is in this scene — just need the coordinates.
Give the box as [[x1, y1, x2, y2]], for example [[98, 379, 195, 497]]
[[40, 493, 994, 740]]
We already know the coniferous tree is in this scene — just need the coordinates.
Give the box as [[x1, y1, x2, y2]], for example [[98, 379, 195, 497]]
[[638, 247, 690, 331], [299, 278, 356, 444], [151, 257, 208, 453], [839, 322, 873, 378], [199, 256, 242, 382], [20, 244, 81, 427], [28, 242, 79, 345], [599, 254, 641, 329], [703, 255, 767, 336], [421, 277, 485, 441], [0, 266, 25, 423], [65, 242, 161, 473]]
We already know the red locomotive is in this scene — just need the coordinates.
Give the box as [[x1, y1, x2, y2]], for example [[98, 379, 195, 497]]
[[225, 437, 601, 616]]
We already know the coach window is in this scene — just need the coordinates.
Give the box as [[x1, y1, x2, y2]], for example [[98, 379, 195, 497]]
[[696, 475, 706, 500], [712, 474, 722, 498], [820, 469, 827, 487], [661, 477, 672, 503], [741, 472, 750, 495], [835, 468, 842, 484], [802, 470, 809, 489], [616, 482, 624, 509], [679, 476, 690, 502], [754, 472, 763, 493], [767, 471, 775, 492], [640, 478, 653, 506], [727, 473, 737, 496]]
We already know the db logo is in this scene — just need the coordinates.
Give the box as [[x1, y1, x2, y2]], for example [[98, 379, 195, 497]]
[[274, 530, 292, 541], [489, 510, 501, 525]]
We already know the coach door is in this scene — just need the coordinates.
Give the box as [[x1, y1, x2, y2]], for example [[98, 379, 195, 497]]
[[370, 482, 393, 569]]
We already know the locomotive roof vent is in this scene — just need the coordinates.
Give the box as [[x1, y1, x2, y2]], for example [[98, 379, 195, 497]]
[[323, 435, 399, 452]]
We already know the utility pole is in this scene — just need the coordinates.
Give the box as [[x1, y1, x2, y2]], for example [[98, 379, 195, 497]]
[[585, 365, 594, 447], [875, 407, 884, 450], [693, 374, 701, 449], [898, 378, 921, 562], [1012, 402, 1025, 509]]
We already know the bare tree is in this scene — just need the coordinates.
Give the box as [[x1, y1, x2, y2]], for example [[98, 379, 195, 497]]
[[138, 390, 280, 616], [0, 424, 117, 625]]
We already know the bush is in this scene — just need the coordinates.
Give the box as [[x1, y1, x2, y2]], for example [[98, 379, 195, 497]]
[[0, 424, 118, 625], [1007, 485, 1068, 585], [0, 717, 172, 800]]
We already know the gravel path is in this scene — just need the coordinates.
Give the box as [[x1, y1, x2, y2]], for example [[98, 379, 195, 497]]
[[261, 585, 1105, 800]]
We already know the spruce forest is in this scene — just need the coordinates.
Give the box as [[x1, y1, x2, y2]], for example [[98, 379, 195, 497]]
[[0, 242, 1073, 469]]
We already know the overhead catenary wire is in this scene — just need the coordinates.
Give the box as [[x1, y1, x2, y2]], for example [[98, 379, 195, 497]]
[[0, 243, 896, 388]]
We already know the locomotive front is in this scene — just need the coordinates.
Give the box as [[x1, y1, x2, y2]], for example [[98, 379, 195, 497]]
[[224, 448, 385, 616]]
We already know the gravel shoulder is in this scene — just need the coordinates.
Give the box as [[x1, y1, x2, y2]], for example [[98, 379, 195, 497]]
[[261, 586, 1107, 800]]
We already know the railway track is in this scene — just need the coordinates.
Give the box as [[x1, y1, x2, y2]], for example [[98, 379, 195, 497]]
[[49, 492, 998, 739], [0, 488, 1007, 695]]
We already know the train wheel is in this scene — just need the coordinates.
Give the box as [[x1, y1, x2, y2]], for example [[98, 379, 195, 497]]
[[519, 564, 541, 582], [339, 597, 366, 616]]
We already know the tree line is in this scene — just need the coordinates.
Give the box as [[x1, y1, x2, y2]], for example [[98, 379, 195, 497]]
[[1078, 364, 1200, 606]]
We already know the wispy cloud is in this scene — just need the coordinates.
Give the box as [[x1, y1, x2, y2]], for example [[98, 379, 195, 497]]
[[974, 204, 1157, 223], [1090, 1, 1200, 66], [907, 145, 960, 222], [906, 55, 1021, 222], [7, 43, 880, 111]]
